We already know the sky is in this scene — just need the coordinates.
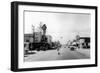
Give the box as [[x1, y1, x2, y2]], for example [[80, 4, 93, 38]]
[[24, 11, 91, 44]]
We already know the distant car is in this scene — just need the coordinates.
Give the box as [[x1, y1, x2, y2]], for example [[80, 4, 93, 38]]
[[69, 45, 77, 51], [69, 42, 78, 51]]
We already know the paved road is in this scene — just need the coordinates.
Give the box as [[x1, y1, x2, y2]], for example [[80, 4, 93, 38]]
[[24, 46, 90, 62]]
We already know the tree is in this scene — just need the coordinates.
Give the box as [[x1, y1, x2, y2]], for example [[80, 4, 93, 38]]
[[41, 24, 47, 35]]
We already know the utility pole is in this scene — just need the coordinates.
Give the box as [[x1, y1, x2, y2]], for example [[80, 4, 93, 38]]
[[32, 25, 35, 43]]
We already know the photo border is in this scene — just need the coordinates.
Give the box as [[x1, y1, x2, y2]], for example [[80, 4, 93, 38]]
[[11, 1, 98, 72]]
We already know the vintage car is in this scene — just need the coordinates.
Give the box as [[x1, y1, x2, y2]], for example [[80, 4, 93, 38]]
[[68, 41, 79, 51]]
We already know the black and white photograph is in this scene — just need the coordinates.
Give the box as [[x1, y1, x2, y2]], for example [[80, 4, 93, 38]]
[[24, 11, 91, 62], [11, 1, 97, 71]]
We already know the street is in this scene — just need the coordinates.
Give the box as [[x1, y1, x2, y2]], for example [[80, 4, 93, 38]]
[[24, 46, 90, 62]]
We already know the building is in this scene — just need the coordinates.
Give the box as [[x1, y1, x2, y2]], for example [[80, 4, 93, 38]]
[[79, 37, 90, 48], [24, 32, 52, 44], [24, 34, 33, 42], [24, 32, 42, 43], [34, 32, 42, 43]]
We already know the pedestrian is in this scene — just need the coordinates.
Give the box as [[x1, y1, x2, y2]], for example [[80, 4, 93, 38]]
[[57, 47, 60, 55], [56, 41, 61, 55]]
